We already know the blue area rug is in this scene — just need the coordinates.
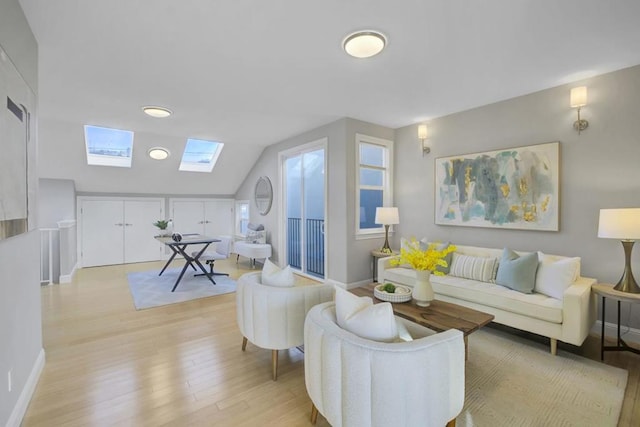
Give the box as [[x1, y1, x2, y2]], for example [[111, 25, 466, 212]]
[[127, 267, 236, 310]]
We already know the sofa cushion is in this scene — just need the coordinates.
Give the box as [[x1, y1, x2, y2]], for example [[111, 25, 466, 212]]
[[432, 274, 563, 324], [535, 252, 581, 300], [383, 267, 562, 324], [435, 241, 454, 274], [496, 248, 538, 294], [449, 253, 498, 282], [261, 258, 294, 287], [334, 286, 398, 342], [384, 267, 422, 288]]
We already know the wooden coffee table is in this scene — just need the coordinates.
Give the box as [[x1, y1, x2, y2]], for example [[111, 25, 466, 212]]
[[351, 283, 495, 359]]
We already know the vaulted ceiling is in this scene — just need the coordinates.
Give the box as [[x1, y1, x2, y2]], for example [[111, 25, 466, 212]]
[[18, 0, 640, 194]]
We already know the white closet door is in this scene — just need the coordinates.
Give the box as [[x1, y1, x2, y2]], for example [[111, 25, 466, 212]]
[[124, 200, 163, 263], [172, 201, 205, 235], [81, 200, 124, 267], [204, 200, 234, 237]]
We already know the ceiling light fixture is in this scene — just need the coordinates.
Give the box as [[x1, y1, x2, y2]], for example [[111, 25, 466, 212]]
[[142, 106, 172, 118], [148, 147, 170, 160], [343, 30, 387, 58]]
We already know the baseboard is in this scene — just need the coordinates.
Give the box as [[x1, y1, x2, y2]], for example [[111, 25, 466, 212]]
[[591, 320, 640, 346], [59, 262, 78, 284], [6, 348, 45, 427], [336, 278, 372, 290]]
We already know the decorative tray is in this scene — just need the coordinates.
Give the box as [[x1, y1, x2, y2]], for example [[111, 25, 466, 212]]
[[374, 284, 412, 303]]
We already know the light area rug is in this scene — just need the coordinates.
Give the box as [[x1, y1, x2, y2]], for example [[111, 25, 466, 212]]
[[460, 327, 628, 427], [127, 268, 236, 310]]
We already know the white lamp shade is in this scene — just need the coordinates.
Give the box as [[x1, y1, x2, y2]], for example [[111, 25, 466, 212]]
[[570, 86, 587, 108], [418, 124, 428, 140], [375, 207, 399, 225], [598, 208, 640, 239]]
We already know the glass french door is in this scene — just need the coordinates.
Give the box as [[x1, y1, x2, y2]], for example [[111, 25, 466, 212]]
[[282, 142, 326, 279]]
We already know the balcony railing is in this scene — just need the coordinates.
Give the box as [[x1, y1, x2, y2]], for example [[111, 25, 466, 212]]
[[287, 217, 324, 278]]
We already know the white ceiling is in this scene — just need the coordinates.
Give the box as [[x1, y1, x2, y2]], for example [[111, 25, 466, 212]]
[[18, 0, 640, 194]]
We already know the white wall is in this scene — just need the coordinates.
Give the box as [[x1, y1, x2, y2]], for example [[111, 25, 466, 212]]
[[0, 1, 42, 426], [37, 118, 262, 195], [234, 117, 394, 286], [393, 64, 640, 329]]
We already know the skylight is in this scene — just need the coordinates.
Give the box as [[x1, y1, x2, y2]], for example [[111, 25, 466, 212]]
[[179, 138, 224, 173], [84, 125, 134, 168]]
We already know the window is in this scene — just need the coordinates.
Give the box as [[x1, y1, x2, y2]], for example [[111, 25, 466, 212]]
[[356, 134, 393, 235], [84, 125, 134, 168], [235, 200, 250, 236], [179, 138, 224, 172]]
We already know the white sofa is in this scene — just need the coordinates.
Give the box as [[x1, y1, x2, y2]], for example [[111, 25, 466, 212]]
[[378, 244, 597, 354]]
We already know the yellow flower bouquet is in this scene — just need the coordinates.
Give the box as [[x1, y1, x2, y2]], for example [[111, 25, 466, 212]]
[[390, 238, 456, 274]]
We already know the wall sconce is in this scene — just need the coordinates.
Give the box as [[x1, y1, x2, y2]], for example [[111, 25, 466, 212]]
[[418, 124, 429, 156], [570, 86, 589, 134]]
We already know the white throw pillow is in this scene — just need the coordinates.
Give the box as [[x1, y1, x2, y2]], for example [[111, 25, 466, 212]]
[[535, 252, 581, 300], [449, 253, 498, 283], [334, 286, 398, 342], [261, 258, 295, 287]]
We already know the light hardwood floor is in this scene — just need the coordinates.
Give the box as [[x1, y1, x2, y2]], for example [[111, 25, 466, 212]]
[[22, 260, 640, 426]]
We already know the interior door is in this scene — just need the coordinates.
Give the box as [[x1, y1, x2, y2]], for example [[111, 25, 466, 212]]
[[204, 200, 234, 237], [172, 201, 205, 235], [81, 200, 124, 267], [124, 200, 163, 263]]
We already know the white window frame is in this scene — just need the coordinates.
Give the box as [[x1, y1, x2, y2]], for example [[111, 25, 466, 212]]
[[235, 200, 250, 238], [355, 133, 394, 237]]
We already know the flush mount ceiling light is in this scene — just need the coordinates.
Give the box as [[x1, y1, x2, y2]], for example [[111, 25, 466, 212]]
[[142, 106, 172, 118], [343, 30, 387, 58], [148, 147, 170, 160]]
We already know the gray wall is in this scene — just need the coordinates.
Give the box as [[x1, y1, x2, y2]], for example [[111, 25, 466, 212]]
[[393, 64, 640, 329], [0, 1, 41, 425], [38, 178, 76, 228], [38, 179, 76, 282], [234, 118, 394, 285]]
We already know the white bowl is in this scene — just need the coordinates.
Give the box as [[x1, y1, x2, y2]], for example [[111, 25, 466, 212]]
[[374, 284, 412, 303]]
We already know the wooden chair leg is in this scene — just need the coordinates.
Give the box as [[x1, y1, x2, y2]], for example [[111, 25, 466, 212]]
[[550, 338, 557, 355], [446, 418, 456, 427], [272, 349, 278, 381], [310, 402, 319, 424], [242, 336, 247, 351]]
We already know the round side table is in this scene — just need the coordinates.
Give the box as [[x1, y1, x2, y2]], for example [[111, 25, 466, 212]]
[[591, 283, 640, 361], [371, 249, 397, 283]]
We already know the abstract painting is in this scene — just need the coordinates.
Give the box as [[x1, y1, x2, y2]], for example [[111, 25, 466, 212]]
[[435, 142, 559, 231]]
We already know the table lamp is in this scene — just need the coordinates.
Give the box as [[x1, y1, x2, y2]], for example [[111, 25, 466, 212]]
[[375, 207, 399, 254], [598, 208, 640, 293]]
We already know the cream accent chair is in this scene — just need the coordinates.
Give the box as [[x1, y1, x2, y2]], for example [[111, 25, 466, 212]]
[[236, 271, 333, 380], [305, 302, 465, 427]]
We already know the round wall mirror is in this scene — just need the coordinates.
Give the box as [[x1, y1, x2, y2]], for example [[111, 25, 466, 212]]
[[254, 176, 273, 216]]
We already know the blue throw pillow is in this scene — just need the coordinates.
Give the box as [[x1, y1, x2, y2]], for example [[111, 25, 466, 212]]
[[495, 248, 539, 294]]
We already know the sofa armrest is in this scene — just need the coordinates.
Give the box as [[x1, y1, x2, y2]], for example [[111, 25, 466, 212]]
[[561, 276, 597, 346], [377, 255, 399, 283]]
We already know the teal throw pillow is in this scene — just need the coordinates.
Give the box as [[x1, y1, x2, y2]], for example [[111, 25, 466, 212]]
[[435, 241, 454, 274], [495, 248, 539, 294]]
